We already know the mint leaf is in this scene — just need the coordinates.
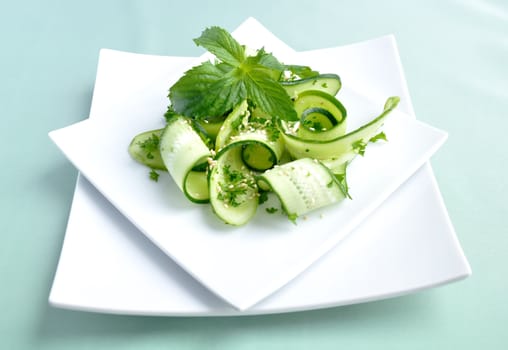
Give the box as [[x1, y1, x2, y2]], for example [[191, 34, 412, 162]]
[[244, 68, 297, 121], [169, 26, 300, 122], [193, 26, 245, 66], [245, 48, 284, 80], [169, 62, 240, 119]]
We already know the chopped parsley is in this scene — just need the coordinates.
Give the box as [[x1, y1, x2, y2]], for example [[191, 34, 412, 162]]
[[265, 207, 278, 214], [287, 212, 298, 224], [149, 169, 160, 182], [370, 131, 388, 143], [249, 115, 280, 141], [302, 119, 325, 132], [258, 190, 269, 205], [353, 131, 388, 156], [352, 139, 367, 156], [137, 133, 160, 160], [217, 165, 257, 207]]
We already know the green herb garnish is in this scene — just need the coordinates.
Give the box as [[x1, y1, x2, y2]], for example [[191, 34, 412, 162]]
[[353, 131, 388, 156], [370, 131, 388, 143], [258, 190, 269, 205], [149, 169, 160, 182], [352, 139, 367, 156], [217, 165, 257, 207], [137, 133, 160, 160], [169, 27, 297, 122]]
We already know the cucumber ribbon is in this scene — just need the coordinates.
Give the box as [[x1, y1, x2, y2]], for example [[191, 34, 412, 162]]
[[130, 74, 400, 225]]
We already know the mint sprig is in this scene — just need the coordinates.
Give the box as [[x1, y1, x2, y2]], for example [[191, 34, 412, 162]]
[[193, 26, 245, 66], [169, 27, 298, 121]]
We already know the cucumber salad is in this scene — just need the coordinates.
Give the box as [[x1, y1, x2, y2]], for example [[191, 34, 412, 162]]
[[129, 26, 400, 225]]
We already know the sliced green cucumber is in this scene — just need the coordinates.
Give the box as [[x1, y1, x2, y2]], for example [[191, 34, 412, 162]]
[[279, 96, 400, 160], [208, 144, 258, 225], [214, 100, 283, 171], [159, 116, 211, 202], [128, 128, 166, 170], [281, 74, 342, 99], [242, 142, 276, 171], [294, 90, 347, 141], [230, 129, 284, 171], [184, 171, 209, 203], [257, 158, 346, 220], [194, 115, 225, 142], [215, 100, 249, 151]]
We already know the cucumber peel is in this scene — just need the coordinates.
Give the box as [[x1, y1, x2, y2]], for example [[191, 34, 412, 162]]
[[281, 73, 342, 99], [279, 96, 400, 160]]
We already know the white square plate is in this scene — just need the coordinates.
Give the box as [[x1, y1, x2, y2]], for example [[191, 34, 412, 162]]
[[48, 18, 470, 313]]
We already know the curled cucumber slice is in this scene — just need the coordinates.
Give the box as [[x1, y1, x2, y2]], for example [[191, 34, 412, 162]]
[[279, 96, 400, 160], [281, 73, 342, 99], [128, 128, 166, 170], [294, 90, 347, 141], [258, 158, 346, 220], [208, 144, 258, 226], [159, 116, 211, 203]]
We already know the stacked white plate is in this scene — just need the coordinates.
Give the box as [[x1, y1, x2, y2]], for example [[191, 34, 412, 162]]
[[48, 18, 471, 315]]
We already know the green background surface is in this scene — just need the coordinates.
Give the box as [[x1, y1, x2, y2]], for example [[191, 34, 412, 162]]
[[1, 0, 507, 348]]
